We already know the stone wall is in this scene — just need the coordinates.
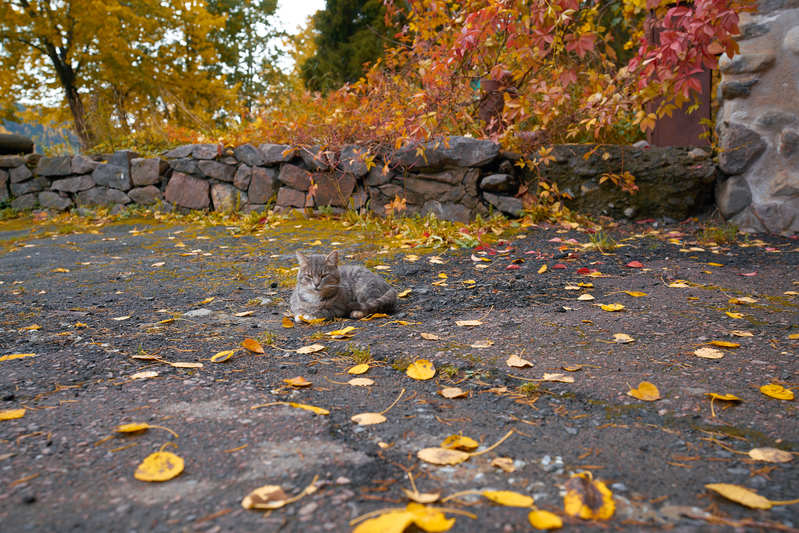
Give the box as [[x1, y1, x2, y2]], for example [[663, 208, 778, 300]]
[[0, 137, 716, 223], [716, 1, 799, 234]]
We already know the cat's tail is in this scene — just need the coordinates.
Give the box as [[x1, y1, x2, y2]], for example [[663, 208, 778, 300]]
[[363, 287, 398, 314]]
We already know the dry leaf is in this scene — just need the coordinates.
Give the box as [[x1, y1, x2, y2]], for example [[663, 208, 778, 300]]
[[211, 349, 237, 363], [613, 333, 635, 343], [241, 338, 265, 354], [242, 485, 289, 510], [705, 392, 741, 401], [455, 320, 482, 327], [421, 333, 440, 340], [563, 472, 615, 520], [168, 361, 203, 368], [19, 324, 41, 331], [729, 296, 758, 304], [347, 363, 370, 375], [234, 311, 255, 317], [326, 326, 356, 337], [397, 289, 412, 298], [439, 387, 467, 399], [483, 490, 535, 507], [528, 509, 563, 530], [506, 354, 533, 368], [0, 409, 26, 421], [725, 312, 744, 319], [538, 264, 548, 274], [759, 384, 794, 400], [627, 381, 660, 401], [709, 340, 740, 348], [284, 376, 312, 388], [624, 291, 647, 297], [198, 297, 215, 305], [112, 315, 131, 321], [730, 330, 753, 337], [599, 303, 625, 312], [287, 402, 328, 415], [51, 267, 70, 273], [694, 347, 724, 359], [470, 340, 494, 348], [130, 371, 158, 380], [296, 344, 325, 354], [402, 489, 440, 504], [705, 483, 773, 509], [748, 447, 793, 463], [441, 435, 479, 451], [562, 365, 583, 372], [668, 281, 690, 288], [0, 353, 36, 362], [540, 373, 575, 383], [491, 457, 516, 473], [282, 316, 294, 328], [348, 378, 374, 387], [134, 451, 184, 482], [417, 447, 471, 465], [351, 412, 387, 425], [406, 359, 436, 380], [577, 294, 595, 301]]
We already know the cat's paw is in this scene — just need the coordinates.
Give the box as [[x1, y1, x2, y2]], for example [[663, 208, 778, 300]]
[[350, 310, 365, 319]]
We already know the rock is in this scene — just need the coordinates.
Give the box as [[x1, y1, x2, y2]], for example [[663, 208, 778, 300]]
[[299, 145, 334, 170], [131, 158, 167, 186], [258, 143, 295, 165], [9, 165, 32, 183], [720, 78, 758, 99], [483, 192, 523, 217], [718, 123, 766, 175], [311, 173, 356, 207], [393, 136, 499, 169], [248, 167, 277, 203], [51, 175, 95, 193], [35, 156, 71, 177], [778, 129, 799, 157], [211, 182, 246, 212], [164, 172, 210, 209], [11, 193, 37, 210], [128, 186, 163, 205], [71, 154, 99, 174], [233, 144, 265, 167], [162, 145, 194, 159], [92, 163, 131, 191], [633, 140, 650, 149], [769, 168, 799, 196], [11, 177, 49, 196], [414, 168, 467, 185], [198, 160, 235, 182], [350, 187, 367, 210], [339, 145, 370, 176], [77, 187, 131, 206], [421, 200, 471, 223], [0, 170, 8, 201], [755, 110, 797, 130], [234, 165, 252, 191], [0, 155, 24, 168], [402, 176, 464, 205], [169, 158, 198, 175], [276, 187, 306, 208], [192, 144, 220, 160], [38, 191, 73, 211], [480, 173, 517, 193], [716, 175, 752, 217], [687, 148, 710, 161], [719, 52, 776, 74], [277, 164, 311, 191], [785, 25, 799, 53], [365, 166, 393, 186], [738, 22, 771, 41]]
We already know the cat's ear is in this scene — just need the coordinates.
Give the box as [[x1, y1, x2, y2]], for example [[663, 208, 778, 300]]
[[325, 250, 339, 266], [296, 251, 308, 268]]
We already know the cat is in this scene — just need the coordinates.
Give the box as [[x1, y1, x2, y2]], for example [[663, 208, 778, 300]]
[[290, 250, 397, 321]]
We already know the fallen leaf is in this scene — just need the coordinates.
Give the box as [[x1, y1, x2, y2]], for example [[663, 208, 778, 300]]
[[282, 317, 294, 328], [417, 447, 471, 465], [19, 324, 41, 331], [705, 483, 772, 509], [241, 338, 265, 354], [198, 297, 215, 305], [421, 333, 441, 340], [112, 315, 131, 321], [789, 333, 799, 340], [348, 378, 374, 387], [613, 333, 635, 344], [351, 412, 387, 425], [483, 490, 535, 507], [563, 472, 615, 520], [562, 365, 583, 372], [540, 373, 575, 383], [168, 361, 203, 368], [130, 371, 158, 380], [709, 340, 740, 348], [705, 392, 741, 402], [528, 509, 563, 530], [577, 294, 595, 301], [402, 489, 441, 504], [296, 344, 326, 354], [491, 457, 515, 473], [0, 353, 37, 362], [537, 264, 548, 274], [347, 363, 370, 375], [0, 409, 26, 421], [441, 435, 479, 451], [134, 451, 184, 482], [284, 376, 312, 388], [455, 320, 482, 327], [627, 381, 660, 401], [599, 303, 625, 312], [51, 267, 70, 273], [759, 384, 794, 400], [242, 485, 289, 510], [730, 330, 753, 337], [287, 402, 328, 415], [729, 296, 758, 304], [748, 447, 793, 463], [439, 387, 467, 399], [211, 349, 237, 363], [625, 261, 644, 268], [470, 340, 494, 348], [234, 311, 255, 317], [326, 326, 356, 337], [506, 354, 533, 368], [624, 291, 647, 297], [694, 347, 724, 359], [406, 359, 436, 380], [725, 312, 744, 319], [668, 281, 690, 288]]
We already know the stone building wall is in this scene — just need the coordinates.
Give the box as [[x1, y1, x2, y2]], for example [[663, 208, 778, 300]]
[[0, 137, 715, 223], [716, 1, 799, 234]]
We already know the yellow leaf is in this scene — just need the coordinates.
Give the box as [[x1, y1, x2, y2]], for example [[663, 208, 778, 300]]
[[296, 344, 326, 354], [134, 451, 184, 482], [348, 378, 374, 387], [441, 435, 479, 451], [709, 340, 740, 348], [599, 303, 625, 312], [168, 361, 203, 368], [199, 297, 215, 305], [437, 273, 448, 279], [439, 387, 466, 399], [470, 340, 494, 348], [407, 503, 456, 532], [353, 510, 414, 533], [528, 509, 563, 530], [694, 347, 724, 359], [483, 490, 535, 507], [725, 312, 744, 319], [613, 333, 634, 343], [351, 412, 387, 425], [0, 409, 26, 421], [287, 402, 329, 415], [421, 333, 440, 340], [577, 282, 593, 288], [211, 349, 237, 363], [284, 376, 312, 388], [730, 330, 754, 337], [759, 384, 794, 400], [116, 422, 150, 433], [506, 354, 533, 368], [397, 289, 412, 298], [130, 371, 158, 380], [326, 326, 356, 337], [402, 489, 441, 504], [563, 472, 615, 520], [668, 281, 690, 288], [538, 264, 548, 274], [282, 317, 294, 328], [705, 392, 741, 401], [540, 373, 575, 383], [0, 353, 36, 362], [624, 291, 647, 297], [417, 447, 471, 465], [406, 359, 436, 380], [19, 324, 41, 331], [577, 294, 594, 301], [729, 296, 758, 305], [242, 485, 289, 510], [707, 262, 724, 267], [157, 318, 175, 325], [360, 313, 389, 321], [491, 457, 516, 473], [74, 322, 88, 328], [51, 267, 70, 273], [112, 316, 131, 321], [241, 338, 265, 354], [347, 363, 370, 375], [455, 320, 482, 327], [233, 311, 255, 317], [748, 447, 793, 463], [705, 483, 772, 509], [788, 333, 799, 340], [627, 381, 660, 401]]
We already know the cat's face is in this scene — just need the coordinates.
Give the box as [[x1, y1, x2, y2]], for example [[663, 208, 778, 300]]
[[296, 251, 340, 299]]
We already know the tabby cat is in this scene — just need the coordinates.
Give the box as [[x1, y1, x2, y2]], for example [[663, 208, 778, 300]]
[[290, 250, 397, 321]]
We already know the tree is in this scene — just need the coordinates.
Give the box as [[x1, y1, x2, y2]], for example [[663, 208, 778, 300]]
[[0, 0, 236, 150], [300, 0, 389, 92]]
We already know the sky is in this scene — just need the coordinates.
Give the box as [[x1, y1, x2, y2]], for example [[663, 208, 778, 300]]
[[273, 0, 326, 33]]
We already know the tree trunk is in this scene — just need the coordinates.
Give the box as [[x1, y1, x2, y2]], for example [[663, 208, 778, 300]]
[[65, 84, 93, 149]]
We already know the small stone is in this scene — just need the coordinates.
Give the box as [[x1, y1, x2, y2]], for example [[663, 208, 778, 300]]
[[0, 155, 24, 168], [11, 177, 48, 196], [276, 187, 306, 208], [778, 129, 799, 157], [184, 308, 213, 318], [51, 175, 95, 193], [233, 143, 264, 167], [198, 160, 235, 182], [365, 166, 392, 186], [38, 191, 72, 211], [718, 122, 766, 175], [162, 145, 194, 159], [77, 187, 131, 206], [480, 173, 516, 193], [128, 185, 162, 205], [311, 172, 356, 207], [168, 158, 198, 175], [211, 182, 245, 212], [164, 172, 210, 210], [92, 163, 131, 191], [35, 155, 71, 177], [9, 164, 33, 183]]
